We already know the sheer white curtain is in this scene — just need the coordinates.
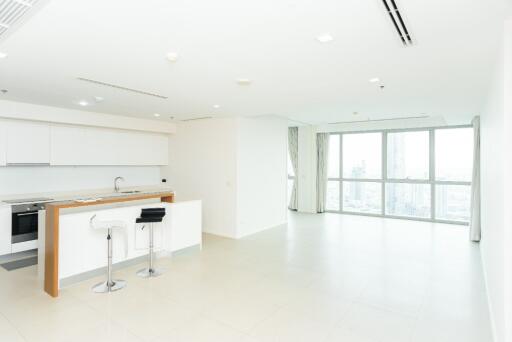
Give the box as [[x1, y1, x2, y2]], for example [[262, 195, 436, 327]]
[[316, 133, 329, 213], [470, 116, 481, 241], [288, 127, 299, 210]]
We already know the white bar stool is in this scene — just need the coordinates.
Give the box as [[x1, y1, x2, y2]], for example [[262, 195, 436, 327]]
[[90, 214, 127, 293]]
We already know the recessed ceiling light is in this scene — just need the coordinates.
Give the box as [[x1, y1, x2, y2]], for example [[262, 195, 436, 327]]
[[213, 104, 220, 109], [153, 113, 161, 117], [166, 52, 179, 62], [237, 79, 252, 85], [0, 52, 7, 59], [369, 78, 380, 83], [77, 100, 89, 106], [316, 33, 333, 43]]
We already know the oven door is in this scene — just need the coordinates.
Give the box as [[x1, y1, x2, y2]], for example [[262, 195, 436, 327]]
[[12, 211, 39, 243]]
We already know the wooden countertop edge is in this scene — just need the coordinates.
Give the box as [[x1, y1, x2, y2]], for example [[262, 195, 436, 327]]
[[45, 191, 175, 209]]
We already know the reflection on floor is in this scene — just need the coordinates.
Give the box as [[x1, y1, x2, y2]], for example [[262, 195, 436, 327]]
[[0, 212, 491, 342]]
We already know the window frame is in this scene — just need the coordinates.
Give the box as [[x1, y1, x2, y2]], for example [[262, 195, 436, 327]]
[[326, 125, 472, 225]]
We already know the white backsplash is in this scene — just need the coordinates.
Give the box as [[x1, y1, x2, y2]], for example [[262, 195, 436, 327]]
[[0, 166, 162, 196]]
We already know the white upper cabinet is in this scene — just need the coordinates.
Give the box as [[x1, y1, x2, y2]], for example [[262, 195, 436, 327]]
[[50, 125, 168, 166], [0, 122, 6, 166], [6, 121, 51, 164]]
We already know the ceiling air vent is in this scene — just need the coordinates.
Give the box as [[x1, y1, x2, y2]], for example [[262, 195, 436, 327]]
[[76, 77, 168, 99], [381, 0, 413, 46], [0, 0, 42, 42], [181, 116, 212, 122], [328, 115, 428, 125]]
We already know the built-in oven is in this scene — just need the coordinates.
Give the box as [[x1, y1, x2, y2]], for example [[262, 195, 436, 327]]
[[11, 203, 46, 243], [4, 198, 53, 244]]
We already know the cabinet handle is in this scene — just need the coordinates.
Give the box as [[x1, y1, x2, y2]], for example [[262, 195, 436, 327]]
[[17, 212, 38, 216]]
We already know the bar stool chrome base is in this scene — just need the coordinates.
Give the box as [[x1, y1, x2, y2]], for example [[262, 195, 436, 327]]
[[136, 268, 163, 278], [92, 279, 127, 293]]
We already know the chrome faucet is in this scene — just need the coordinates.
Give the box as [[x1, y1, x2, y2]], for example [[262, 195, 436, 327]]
[[114, 176, 125, 192]]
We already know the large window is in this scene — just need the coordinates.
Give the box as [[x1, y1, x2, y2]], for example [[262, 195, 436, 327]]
[[326, 126, 473, 224], [434, 127, 473, 222], [385, 183, 431, 218], [343, 181, 381, 214], [387, 131, 429, 180], [343, 133, 382, 179], [435, 128, 473, 182]]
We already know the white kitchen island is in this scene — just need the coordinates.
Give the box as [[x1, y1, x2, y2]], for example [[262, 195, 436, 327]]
[[38, 192, 201, 297]]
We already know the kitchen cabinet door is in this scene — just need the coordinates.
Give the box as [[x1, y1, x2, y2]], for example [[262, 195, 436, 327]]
[[51, 125, 168, 166], [6, 121, 50, 164], [0, 121, 6, 166], [0, 206, 12, 256]]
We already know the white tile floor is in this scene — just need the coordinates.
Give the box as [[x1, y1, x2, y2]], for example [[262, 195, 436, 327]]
[[0, 212, 492, 342]]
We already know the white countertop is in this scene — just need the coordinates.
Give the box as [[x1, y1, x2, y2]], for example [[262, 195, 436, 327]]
[[0, 185, 174, 207]]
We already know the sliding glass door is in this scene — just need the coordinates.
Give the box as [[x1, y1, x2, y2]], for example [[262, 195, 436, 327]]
[[326, 126, 473, 225]]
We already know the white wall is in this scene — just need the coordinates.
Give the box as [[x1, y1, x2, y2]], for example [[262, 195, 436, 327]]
[[0, 166, 161, 196], [162, 116, 288, 239], [480, 16, 512, 342], [503, 16, 512, 342], [162, 118, 238, 238], [236, 116, 288, 238]]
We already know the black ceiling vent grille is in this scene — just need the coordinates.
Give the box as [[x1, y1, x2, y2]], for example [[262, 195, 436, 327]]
[[381, 0, 413, 46]]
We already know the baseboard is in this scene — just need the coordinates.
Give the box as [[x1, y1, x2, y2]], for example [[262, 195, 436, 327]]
[[480, 243, 499, 342], [202, 220, 288, 240], [235, 220, 288, 239], [202, 230, 237, 239]]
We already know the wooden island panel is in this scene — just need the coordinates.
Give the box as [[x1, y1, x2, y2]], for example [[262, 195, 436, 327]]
[[44, 192, 174, 297]]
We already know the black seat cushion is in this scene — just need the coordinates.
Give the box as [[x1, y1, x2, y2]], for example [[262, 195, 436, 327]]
[[136, 217, 164, 223], [141, 208, 166, 214], [136, 207, 166, 223]]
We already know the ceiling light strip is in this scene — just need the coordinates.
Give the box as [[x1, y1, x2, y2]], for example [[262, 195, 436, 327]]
[[76, 77, 168, 99]]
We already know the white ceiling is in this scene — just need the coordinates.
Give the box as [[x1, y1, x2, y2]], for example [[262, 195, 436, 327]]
[[0, 0, 508, 125]]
